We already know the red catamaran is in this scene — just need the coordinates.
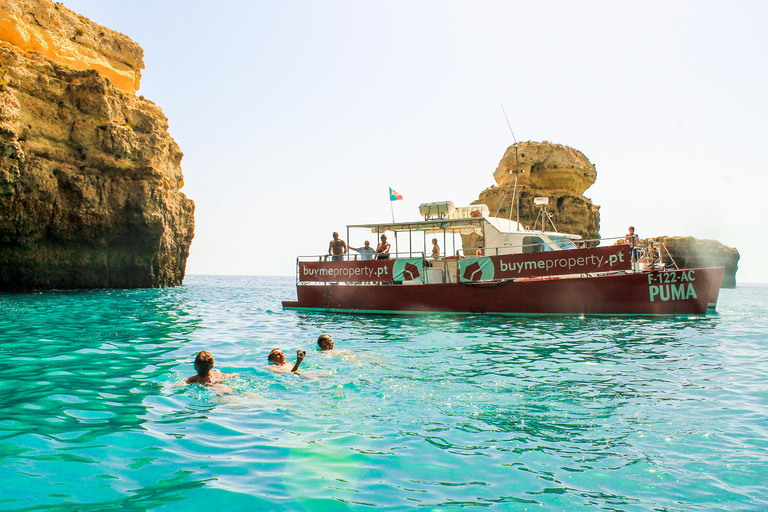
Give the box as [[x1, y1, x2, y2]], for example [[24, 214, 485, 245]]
[[282, 200, 724, 316]]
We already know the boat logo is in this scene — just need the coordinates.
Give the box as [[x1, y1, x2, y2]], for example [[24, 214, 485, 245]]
[[393, 259, 422, 281]]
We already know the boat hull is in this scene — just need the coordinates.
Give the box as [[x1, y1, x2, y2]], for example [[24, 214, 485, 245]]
[[282, 267, 724, 316]]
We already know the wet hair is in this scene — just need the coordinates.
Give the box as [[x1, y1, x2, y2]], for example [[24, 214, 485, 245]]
[[268, 348, 282, 363], [317, 334, 332, 347], [194, 351, 214, 374]]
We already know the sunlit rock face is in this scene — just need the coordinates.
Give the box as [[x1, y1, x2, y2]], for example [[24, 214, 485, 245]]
[[0, 0, 142, 94], [657, 237, 740, 288], [475, 141, 600, 241], [0, 0, 194, 290]]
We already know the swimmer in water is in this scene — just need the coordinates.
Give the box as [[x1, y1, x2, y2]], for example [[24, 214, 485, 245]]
[[267, 348, 306, 374], [316, 334, 381, 364], [317, 334, 338, 353], [185, 351, 237, 385], [183, 351, 238, 394]]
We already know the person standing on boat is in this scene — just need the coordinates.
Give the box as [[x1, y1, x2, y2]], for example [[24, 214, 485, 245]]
[[329, 232, 347, 261], [350, 240, 376, 260], [648, 241, 662, 268], [376, 235, 390, 260], [431, 238, 441, 260], [625, 226, 639, 261]]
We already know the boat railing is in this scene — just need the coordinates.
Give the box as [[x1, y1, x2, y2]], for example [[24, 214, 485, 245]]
[[294, 251, 460, 285], [293, 236, 677, 285]]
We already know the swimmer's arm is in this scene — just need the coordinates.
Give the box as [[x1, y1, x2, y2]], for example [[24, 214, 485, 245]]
[[291, 350, 306, 372]]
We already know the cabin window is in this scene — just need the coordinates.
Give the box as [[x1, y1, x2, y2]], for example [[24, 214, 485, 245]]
[[522, 236, 545, 254], [549, 235, 577, 250]]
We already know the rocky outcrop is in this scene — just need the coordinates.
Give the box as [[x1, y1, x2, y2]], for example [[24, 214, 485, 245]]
[[0, 0, 194, 290], [472, 141, 740, 286], [0, 0, 143, 94], [474, 141, 600, 241], [656, 237, 740, 288]]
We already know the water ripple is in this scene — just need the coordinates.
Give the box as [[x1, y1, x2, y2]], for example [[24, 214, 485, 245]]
[[1, 279, 767, 510]]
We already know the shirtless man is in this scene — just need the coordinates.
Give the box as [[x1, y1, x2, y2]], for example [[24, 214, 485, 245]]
[[329, 232, 347, 261], [317, 334, 338, 353], [267, 348, 306, 374], [185, 351, 237, 385], [376, 235, 390, 260], [316, 334, 381, 364]]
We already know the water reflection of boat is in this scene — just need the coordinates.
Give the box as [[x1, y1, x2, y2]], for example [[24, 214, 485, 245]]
[[283, 200, 723, 316]]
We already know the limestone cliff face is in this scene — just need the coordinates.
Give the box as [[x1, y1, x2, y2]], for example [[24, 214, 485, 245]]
[[0, 0, 194, 290], [474, 141, 600, 241], [0, 0, 142, 93], [656, 237, 740, 288]]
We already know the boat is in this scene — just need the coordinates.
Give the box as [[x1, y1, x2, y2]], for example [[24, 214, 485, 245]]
[[282, 199, 724, 316]]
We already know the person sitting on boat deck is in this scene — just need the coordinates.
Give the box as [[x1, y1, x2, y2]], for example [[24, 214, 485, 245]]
[[328, 232, 347, 261], [185, 351, 237, 390], [267, 348, 306, 374], [349, 240, 376, 261], [476, 244, 484, 257], [625, 226, 639, 260], [431, 238, 441, 260], [376, 235, 391, 260], [648, 241, 662, 267]]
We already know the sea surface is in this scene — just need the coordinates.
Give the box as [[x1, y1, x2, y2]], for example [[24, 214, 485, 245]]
[[1, 276, 767, 511]]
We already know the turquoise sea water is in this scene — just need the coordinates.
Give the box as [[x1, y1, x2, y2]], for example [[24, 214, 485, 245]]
[[1, 276, 767, 511]]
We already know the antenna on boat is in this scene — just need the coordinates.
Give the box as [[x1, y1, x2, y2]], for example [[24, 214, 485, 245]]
[[495, 106, 522, 228]]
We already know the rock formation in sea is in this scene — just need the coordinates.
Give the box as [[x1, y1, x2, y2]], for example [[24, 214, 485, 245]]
[[473, 141, 600, 241], [472, 141, 740, 287], [655, 236, 740, 288], [0, 0, 194, 290]]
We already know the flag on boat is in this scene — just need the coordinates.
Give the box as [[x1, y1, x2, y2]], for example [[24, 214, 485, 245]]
[[389, 188, 403, 201]]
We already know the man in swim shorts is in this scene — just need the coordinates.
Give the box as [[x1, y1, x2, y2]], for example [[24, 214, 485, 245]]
[[267, 348, 306, 373], [376, 235, 390, 260], [329, 232, 347, 261]]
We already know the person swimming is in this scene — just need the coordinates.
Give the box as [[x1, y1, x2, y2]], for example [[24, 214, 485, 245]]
[[267, 348, 306, 374], [183, 351, 238, 394], [185, 351, 237, 385], [317, 334, 336, 352], [316, 334, 381, 364]]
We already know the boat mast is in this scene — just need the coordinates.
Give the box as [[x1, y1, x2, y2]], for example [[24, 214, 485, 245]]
[[499, 106, 522, 229]]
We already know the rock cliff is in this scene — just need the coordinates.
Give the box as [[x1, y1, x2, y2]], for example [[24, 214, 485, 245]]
[[0, 0, 194, 290], [471, 141, 740, 286], [656, 236, 740, 288], [474, 141, 600, 241]]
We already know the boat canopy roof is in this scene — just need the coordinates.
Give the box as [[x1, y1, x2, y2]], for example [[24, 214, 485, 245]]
[[347, 216, 581, 239], [347, 217, 486, 235]]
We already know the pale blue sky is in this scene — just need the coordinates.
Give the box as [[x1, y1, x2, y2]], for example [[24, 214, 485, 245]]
[[63, 0, 768, 282]]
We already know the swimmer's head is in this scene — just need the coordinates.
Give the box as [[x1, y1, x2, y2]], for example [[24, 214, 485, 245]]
[[317, 334, 333, 351], [268, 348, 285, 364], [194, 351, 214, 374]]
